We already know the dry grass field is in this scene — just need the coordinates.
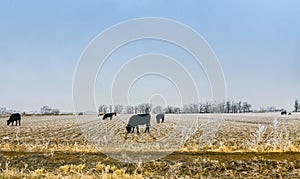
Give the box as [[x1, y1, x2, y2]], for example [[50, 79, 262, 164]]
[[1, 113, 300, 178]]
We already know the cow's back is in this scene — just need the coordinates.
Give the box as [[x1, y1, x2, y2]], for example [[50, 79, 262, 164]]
[[9, 113, 21, 121], [128, 114, 150, 126]]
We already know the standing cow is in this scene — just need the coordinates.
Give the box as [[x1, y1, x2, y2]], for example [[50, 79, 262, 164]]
[[126, 114, 151, 133], [156, 114, 165, 123], [281, 111, 287, 115], [102, 112, 117, 120], [7, 113, 21, 126]]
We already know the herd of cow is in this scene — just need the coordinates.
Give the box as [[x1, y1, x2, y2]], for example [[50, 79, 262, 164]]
[[281, 110, 292, 115], [5, 110, 291, 134], [98, 112, 165, 134], [5, 112, 165, 134]]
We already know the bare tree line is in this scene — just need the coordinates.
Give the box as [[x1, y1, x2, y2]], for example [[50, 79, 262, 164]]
[[98, 101, 253, 114], [0, 106, 60, 115], [180, 101, 252, 113], [98, 103, 152, 114], [1, 99, 298, 115]]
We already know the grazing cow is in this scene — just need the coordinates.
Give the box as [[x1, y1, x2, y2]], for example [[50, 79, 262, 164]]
[[78, 112, 84, 116], [98, 112, 104, 117], [7, 113, 21, 126], [126, 114, 151, 133], [103, 112, 116, 120], [281, 111, 287, 115], [156, 114, 165, 123], [288, 112, 292, 115]]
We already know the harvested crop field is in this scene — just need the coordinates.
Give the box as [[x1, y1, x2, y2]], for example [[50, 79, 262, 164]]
[[1, 113, 300, 178]]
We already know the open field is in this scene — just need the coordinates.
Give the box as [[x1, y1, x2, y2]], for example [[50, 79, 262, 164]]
[[1, 113, 300, 178]]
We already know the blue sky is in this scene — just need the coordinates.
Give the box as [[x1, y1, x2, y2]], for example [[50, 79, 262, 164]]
[[0, 0, 299, 111]]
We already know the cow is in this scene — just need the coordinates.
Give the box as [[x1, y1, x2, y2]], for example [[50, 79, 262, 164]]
[[98, 112, 104, 117], [7, 113, 21, 126], [78, 112, 84, 116], [156, 113, 165, 123], [281, 111, 287, 115], [126, 114, 151, 133], [102, 112, 116, 120]]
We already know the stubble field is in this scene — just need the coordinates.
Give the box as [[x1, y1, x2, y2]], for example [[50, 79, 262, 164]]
[[1, 113, 300, 178]]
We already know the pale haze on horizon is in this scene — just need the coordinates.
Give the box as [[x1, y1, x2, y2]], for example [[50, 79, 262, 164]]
[[0, 1, 299, 112]]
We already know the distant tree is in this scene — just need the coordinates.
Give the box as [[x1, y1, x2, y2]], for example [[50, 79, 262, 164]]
[[232, 101, 238, 113], [237, 101, 242, 113], [136, 104, 143, 113], [152, 105, 163, 114], [198, 103, 205, 113], [165, 105, 175, 113], [0, 107, 6, 115], [41, 105, 52, 115], [52, 109, 60, 115], [183, 105, 190, 113], [182, 103, 199, 113], [145, 103, 152, 114], [98, 105, 108, 114], [295, 100, 299, 112], [225, 101, 231, 113], [218, 102, 225, 113], [247, 103, 252, 112], [242, 102, 251, 113], [114, 104, 123, 113], [211, 102, 222, 113], [136, 103, 152, 114], [203, 102, 211, 113], [126, 105, 134, 114], [174, 107, 181, 113], [134, 105, 138, 114], [192, 103, 199, 113]]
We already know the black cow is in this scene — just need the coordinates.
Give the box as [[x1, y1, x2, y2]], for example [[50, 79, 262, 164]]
[[156, 114, 165, 123], [281, 111, 287, 115], [103, 112, 116, 120], [126, 114, 151, 133], [7, 113, 21, 126]]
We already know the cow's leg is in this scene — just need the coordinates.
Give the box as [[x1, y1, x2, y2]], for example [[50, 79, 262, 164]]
[[145, 127, 150, 133], [19, 120, 21, 126], [136, 127, 140, 134], [132, 127, 135, 133], [162, 117, 164, 123]]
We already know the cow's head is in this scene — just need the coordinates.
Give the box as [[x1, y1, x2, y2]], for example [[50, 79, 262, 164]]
[[126, 125, 132, 133], [7, 120, 10, 125]]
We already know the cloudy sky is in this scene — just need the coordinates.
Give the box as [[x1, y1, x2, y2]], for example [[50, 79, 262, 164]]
[[0, 0, 299, 112]]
